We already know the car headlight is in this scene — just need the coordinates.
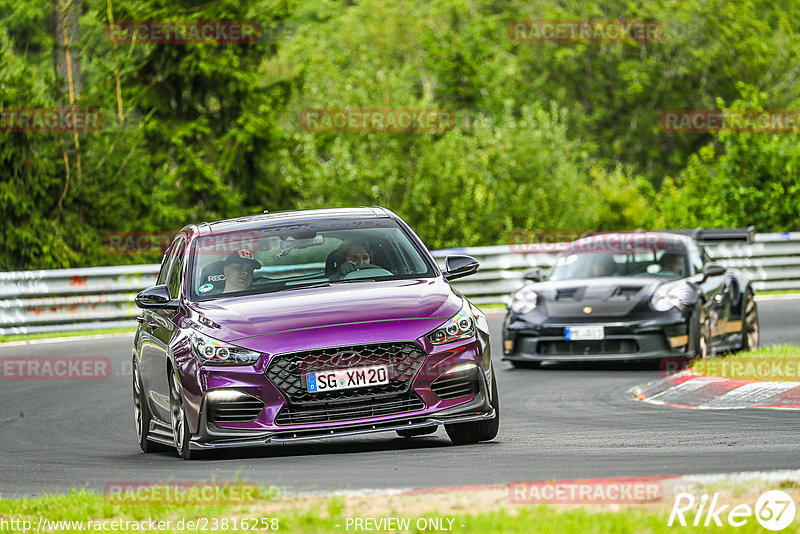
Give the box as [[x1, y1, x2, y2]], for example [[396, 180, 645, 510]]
[[427, 303, 475, 345], [650, 284, 691, 312], [510, 286, 538, 314], [190, 332, 261, 366]]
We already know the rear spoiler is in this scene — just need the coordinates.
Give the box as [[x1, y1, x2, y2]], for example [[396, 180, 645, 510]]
[[580, 227, 755, 244], [660, 226, 755, 244]]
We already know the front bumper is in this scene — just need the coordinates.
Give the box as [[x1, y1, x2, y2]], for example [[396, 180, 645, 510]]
[[503, 315, 690, 362], [189, 384, 494, 450], [183, 336, 495, 450]]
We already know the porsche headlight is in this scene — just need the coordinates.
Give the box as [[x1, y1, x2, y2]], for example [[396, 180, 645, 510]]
[[190, 332, 260, 366], [510, 287, 538, 315], [650, 284, 691, 312], [427, 303, 475, 345]]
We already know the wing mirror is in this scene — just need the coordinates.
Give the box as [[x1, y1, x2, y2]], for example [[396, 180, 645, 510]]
[[702, 263, 727, 282], [524, 268, 543, 282], [135, 284, 179, 310], [443, 255, 480, 281]]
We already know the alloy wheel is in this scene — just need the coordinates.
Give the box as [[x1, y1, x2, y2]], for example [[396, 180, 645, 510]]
[[170, 372, 186, 455], [745, 292, 759, 349], [133, 363, 144, 443]]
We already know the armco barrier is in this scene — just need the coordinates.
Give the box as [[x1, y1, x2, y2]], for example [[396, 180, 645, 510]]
[[1, 232, 798, 335]]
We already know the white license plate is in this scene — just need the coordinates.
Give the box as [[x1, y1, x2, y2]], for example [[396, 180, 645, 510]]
[[565, 326, 604, 340], [306, 365, 389, 393]]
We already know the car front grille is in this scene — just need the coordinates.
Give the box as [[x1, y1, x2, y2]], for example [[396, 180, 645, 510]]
[[266, 342, 427, 405], [274, 393, 425, 426], [208, 396, 265, 423], [430, 374, 479, 400], [537, 339, 639, 355]]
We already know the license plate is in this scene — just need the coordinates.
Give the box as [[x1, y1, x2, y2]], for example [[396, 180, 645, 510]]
[[565, 326, 604, 340], [306, 365, 389, 393]]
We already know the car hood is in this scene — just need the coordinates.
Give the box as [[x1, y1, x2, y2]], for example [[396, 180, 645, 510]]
[[186, 278, 462, 352], [525, 277, 663, 317]]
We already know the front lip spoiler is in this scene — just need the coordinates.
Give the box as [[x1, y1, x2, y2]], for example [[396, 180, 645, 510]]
[[503, 351, 681, 362], [189, 409, 495, 450]]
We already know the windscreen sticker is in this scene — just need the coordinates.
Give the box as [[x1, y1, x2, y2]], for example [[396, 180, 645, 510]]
[[198, 283, 214, 293]]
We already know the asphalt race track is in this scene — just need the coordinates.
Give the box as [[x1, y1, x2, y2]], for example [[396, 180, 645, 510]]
[[1, 297, 798, 497]]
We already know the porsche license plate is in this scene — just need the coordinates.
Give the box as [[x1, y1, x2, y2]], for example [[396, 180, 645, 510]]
[[565, 326, 604, 340], [306, 365, 389, 393]]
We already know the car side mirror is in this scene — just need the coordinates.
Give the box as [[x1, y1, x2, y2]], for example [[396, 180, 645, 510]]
[[524, 268, 543, 282], [135, 284, 179, 310], [443, 255, 480, 281], [702, 263, 727, 282]]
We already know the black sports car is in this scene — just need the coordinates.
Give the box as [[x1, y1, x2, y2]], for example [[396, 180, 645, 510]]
[[502, 229, 759, 367]]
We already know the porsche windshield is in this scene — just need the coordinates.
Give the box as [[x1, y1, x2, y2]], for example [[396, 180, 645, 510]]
[[189, 219, 435, 300], [548, 250, 688, 281]]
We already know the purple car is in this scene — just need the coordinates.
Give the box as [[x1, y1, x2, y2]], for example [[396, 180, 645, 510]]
[[132, 207, 498, 459]]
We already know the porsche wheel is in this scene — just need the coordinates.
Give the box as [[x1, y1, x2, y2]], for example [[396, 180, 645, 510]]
[[740, 289, 759, 351], [689, 303, 711, 359]]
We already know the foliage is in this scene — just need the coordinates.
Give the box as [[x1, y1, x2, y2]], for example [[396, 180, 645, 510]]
[[2, 0, 799, 269]]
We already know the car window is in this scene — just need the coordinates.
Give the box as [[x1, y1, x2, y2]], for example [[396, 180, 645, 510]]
[[549, 250, 688, 280], [166, 238, 186, 299], [189, 219, 435, 301]]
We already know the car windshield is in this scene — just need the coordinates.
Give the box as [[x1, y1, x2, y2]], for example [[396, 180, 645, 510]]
[[189, 218, 435, 301], [548, 250, 688, 281]]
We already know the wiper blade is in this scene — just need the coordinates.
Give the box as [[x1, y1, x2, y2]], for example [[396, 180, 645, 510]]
[[282, 282, 331, 291], [329, 278, 376, 284]]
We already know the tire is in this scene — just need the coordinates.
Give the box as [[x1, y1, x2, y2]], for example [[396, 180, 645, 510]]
[[445, 371, 500, 445], [133, 360, 169, 453], [169, 368, 193, 460], [688, 302, 711, 360], [740, 289, 759, 351], [510, 360, 541, 369], [396, 426, 437, 438]]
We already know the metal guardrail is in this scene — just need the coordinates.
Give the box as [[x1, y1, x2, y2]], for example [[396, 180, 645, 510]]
[[1, 232, 799, 335]]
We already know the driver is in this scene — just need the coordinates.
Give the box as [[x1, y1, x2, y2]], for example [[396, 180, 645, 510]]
[[334, 241, 374, 279], [590, 254, 616, 277], [222, 249, 261, 293], [659, 253, 685, 276]]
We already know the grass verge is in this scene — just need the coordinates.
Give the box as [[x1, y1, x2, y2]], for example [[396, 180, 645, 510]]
[[2, 476, 798, 533], [755, 289, 800, 296], [477, 303, 507, 313], [691, 344, 800, 382], [0, 327, 135, 344]]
